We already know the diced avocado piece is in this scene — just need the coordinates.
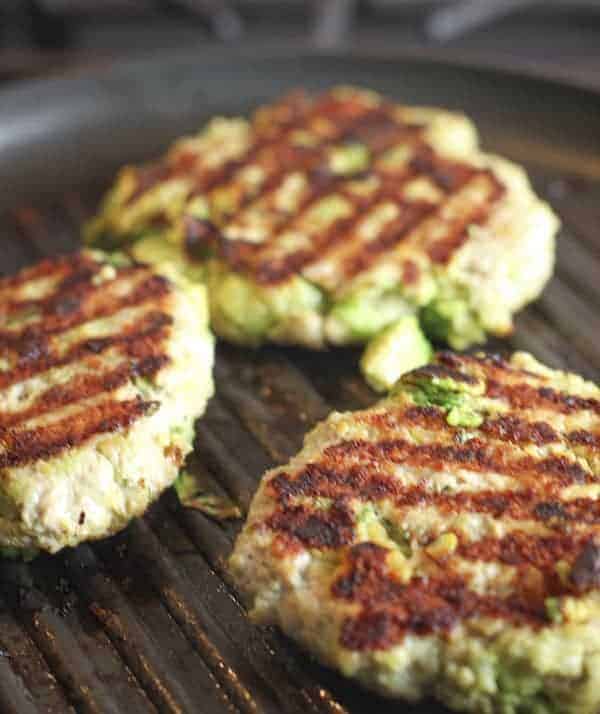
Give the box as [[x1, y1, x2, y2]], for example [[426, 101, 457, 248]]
[[309, 195, 353, 226], [329, 142, 370, 176], [131, 235, 206, 282], [207, 261, 325, 347], [327, 289, 413, 344], [446, 405, 484, 429], [421, 297, 485, 350], [400, 367, 485, 428], [544, 597, 564, 624], [360, 316, 432, 392], [186, 196, 211, 221], [408, 380, 465, 409], [267, 276, 324, 319], [131, 234, 181, 265], [211, 185, 239, 223], [213, 272, 273, 343]]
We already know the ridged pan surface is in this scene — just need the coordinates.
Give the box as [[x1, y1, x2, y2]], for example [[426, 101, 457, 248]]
[[0, 50, 599, 714]]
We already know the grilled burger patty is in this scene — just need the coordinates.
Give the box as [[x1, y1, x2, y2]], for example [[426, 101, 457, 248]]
[[230, 352, 600, 714], [0, 251, 214, 553], [85, 87, 558, 379]]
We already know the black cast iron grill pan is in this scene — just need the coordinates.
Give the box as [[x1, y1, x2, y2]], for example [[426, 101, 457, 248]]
[[0, 50, 599, 714]]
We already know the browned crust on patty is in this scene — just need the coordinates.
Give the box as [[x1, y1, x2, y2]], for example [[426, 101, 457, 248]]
[[122, 89, 508, 287], [247, 352, 600, 651], [0, 253, 174, 469]]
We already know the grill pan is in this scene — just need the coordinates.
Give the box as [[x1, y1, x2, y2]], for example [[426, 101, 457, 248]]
[[0, 49, 599, 714]]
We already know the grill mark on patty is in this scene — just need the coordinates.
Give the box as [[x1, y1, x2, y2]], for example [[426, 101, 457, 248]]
[[0, 254, 175, 468], [456, 531, 587, 570], [252, 351, 599, 655], [265, 502, 355, 550], [150, 92, 394, 216], [486, 380, 600, 415], [569, 430, 600, 450], [340, 200, 437, 279], [0, 273, 170, 348], [337, 578, 549, 651], [480, 415, 560, 445], [436, 351, 547, 381], [363, 406, 565, 449], [408, 363, 479, 385], [1, 254, 174, 391], [269, 460, 599, 526], [187, 117, 426, 279], [0, 354, 169, 429], [126, 90, 316, 205], [234, 173, 423, 284], [331, 543, 549, 651], [320, 438, 593, 486], [4, 262, 141, 320], [224, 154, 503, 285], [216, 106, 419, 229], [2, 259, 98, 317], [0, 396, 157, 469], [0, 311, 172, 390], [0, 253, 92, 292], [426, 173, 505, 264], [146, 88, 508, 286], [570, 539, 600, 590]]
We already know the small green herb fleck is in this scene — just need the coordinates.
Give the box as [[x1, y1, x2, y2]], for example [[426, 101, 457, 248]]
[[381, 518, 412, 557], [330, 142, 370, 176], [447, 406, 484, 428], [544, 597, 563, 624]]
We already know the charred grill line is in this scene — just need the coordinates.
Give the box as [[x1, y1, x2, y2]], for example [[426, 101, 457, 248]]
[[0, 354, 168, 430], [320, 437, 593, 486], [0, 272, 171, 346], [0, 257, 177, 472], [213, 157, 502, 287], [363, 405, 598, 452], [486, 378, 600, 415], [0, 310, 172, 390], [216, 106, 418, 225], [185, 117, 427, 279], [169, 89, 507, 286], [0, 396, 158, 469], [126, 90, 317, 207], [336, 571, 548, 652]]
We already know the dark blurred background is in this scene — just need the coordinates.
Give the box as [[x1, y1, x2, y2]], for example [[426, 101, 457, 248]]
[[1, 1, 600, 87]]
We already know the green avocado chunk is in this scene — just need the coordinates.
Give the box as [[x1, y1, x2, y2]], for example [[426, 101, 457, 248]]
[[329, 142, 370, 176], [421, 297, 485, 350], [400, 366, 485, 428], [207, 262, 324, 347], [328, 289, 413, 344], [360, 316, 433, 393]]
